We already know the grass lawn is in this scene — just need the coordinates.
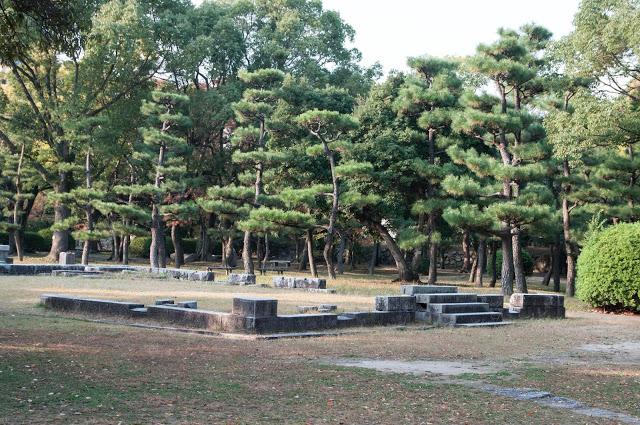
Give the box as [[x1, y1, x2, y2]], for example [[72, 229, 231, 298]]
[[0, 268, 638, 424]]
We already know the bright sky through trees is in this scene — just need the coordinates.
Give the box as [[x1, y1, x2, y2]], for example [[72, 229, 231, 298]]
[[320, 0, 580, 73]]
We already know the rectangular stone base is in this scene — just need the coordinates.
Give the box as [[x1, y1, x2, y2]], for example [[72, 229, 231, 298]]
[[41, 294, 143, 317]]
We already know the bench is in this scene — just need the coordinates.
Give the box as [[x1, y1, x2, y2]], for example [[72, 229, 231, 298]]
[[259, 260, 291, 275]]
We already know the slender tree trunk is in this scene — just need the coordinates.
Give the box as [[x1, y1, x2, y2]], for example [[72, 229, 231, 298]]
[[512, 228, 527, 293], [369, 220, 417, 282], [475, 239, 486, 287], [501, 235, 514, 296], [468, 242, 478, 283], [489, 241, 497, 287], [150, 143, 166, 268], [542, 245, 553, 286], [305, 229, 317, 277], [256, 235, 264, 271], [461, 230, 471, 272], [336, 233, 346, 274], [298, 237, 308, 271], [12, 143, 25, 261], [368, 242, 379, 275], [322, 143, 339, 279], [48, 139, 71, 261], [171, 224, 184, 268], [427, 211, 438, 284], [348, 238, 356, 271], [553, 239, 562, 292], [81, 149, 93, 266], [562, 159, 576, 296], [242, 231, 254, 274], [262, 234, 270, 270], [122, 235, 130, 265]]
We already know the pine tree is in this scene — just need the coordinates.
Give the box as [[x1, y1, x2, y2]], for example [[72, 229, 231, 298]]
[[393, 57, 462, 284]]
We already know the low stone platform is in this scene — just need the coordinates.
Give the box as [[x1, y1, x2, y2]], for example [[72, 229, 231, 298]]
[[41, 294, 144, 317], [0, 263, 214, 281]]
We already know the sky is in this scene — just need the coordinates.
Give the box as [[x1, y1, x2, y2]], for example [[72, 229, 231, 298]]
[[321, 0, 581, 73], [192, 0, 582, 74]]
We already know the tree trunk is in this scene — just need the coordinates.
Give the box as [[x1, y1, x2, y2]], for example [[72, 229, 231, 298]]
[[512, 229, 527, 293], [242, 230, 254, 274], [171, 224, 184, 268], [468, 243, 478, 283], [553, 239, 562, 292], [298, 238, 308, 271], [368, 242, 379, 275], [488, 241, 497, 287], [12, 143, 25, 261], [369, 220, 417, 282], [305, 229, 317, 277], [122, 235, 130, 265], [562, 159, 576, 296], [48, 187, 70, 260], [348, 238, 356, 271], [336, 233, 346, 274], [475, 239, 486, 287], [262, 234, 270, 270], [320, 140, 339, 280], [542, 245, 553, 286], [461, 230, 471, 272], [500, 235, 514, 296]]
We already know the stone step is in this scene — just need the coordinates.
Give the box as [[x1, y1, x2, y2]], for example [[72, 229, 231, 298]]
[[416, 293, 478, 305], [130, 307, 148, 317], [456, 321, 513, 328], [401, 285, 458, 295], [427, 302, 490, 314], [437, 312, 502, 326]]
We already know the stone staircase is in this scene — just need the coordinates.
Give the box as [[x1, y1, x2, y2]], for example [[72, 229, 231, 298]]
[[403, 285, 507, 327]]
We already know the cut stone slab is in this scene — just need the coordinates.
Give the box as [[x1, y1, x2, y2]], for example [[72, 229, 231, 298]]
[[476, 294, 504, 312], [297, 304, 337, 313], [401, 285, 458, 295], [415, 293, 478, 305], [232, 297, 277, 318], [41, 294, 144, 317], [336, 311, 414, 328], [146, 305, 245, 332], [59, 251, 76, 266], [375, 295, 416, 312], [509, 293, 565, 319], [176, 301, 197, 309], [228, 273, 257, 285], [273, 276, 326, 289], [155, 299, 175, 305], [437, 312, 502, 326], [427, 302, 490, 314]]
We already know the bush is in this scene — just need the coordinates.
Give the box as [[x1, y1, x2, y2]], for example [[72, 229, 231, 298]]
[[488, 248, 534, 276], [129, 236, 198, 259], [36, 229, 75, 253], [577, 223, 640, 311], [0, 230, 59, 253]]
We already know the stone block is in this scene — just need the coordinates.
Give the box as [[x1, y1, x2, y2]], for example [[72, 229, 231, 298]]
[[509, 294, 565, 319], [146, 305, 246, 331], [476, 294, 504, 312], [0, 245, 11, 264], [272, 276, 326, 289], [176, 301, 197, 309], [59, 251, 76, 265], [41, 294, 143, 317], [228, 273, 257, 285], [337, 311, 415, 328], [246, 313, 338, 333], [232, 297, 277, 318], [401, 285, 457, 295], [155, 299, 175, 305], [375, 295, 416, 312]]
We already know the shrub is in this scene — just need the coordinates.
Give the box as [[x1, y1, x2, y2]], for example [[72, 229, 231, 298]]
[[577, 223, 640, 311], [36, 229, 75, 253], [488, 248, 534, 276], [129, 236, 198, 258]]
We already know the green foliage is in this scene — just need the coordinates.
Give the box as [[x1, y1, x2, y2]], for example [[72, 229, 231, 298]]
[[129, 236, 198, 259], [576, 223, 640, 311], [488, 249, 534, 276]]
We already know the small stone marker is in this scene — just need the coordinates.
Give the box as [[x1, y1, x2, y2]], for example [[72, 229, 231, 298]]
[[0, 245, 12, 264], [375, 295, 416, 312], [155, 299, 175, 306], [59, 251, 76, 266], [232, 297, 277, 318], [176, 300, 197, 309]]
